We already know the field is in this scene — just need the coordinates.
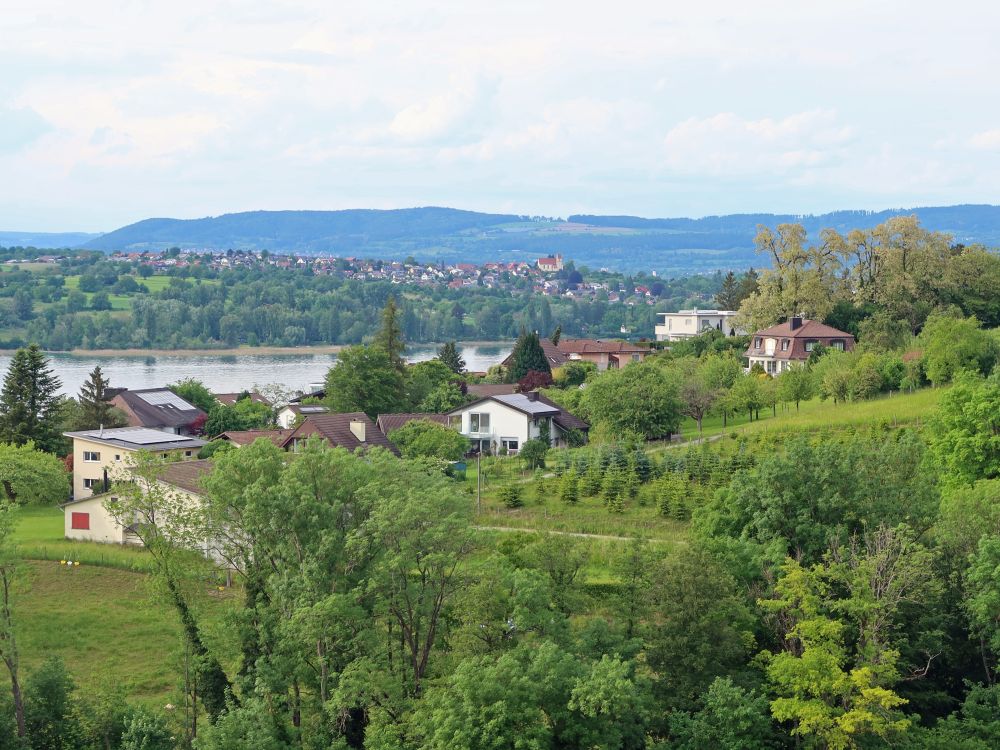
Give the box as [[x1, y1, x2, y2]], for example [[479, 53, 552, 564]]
[[12, 507, 238, 703]]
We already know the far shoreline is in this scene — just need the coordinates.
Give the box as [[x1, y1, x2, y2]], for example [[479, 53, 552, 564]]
[[0, 340, 514, 358]]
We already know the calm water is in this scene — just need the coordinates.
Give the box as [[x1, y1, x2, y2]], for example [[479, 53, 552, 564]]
[[0, 344, 512, 397]]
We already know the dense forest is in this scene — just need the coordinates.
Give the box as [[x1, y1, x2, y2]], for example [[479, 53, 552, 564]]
[[0, 249, 721, 350]]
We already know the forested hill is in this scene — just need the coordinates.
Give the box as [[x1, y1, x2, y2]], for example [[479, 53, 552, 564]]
[[13, 203, 1000, 273], [83, 207, 525, 253]]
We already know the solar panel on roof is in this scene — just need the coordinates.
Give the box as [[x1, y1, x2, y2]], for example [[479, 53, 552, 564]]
[[83, 428, 195, 445], [136, 391, 194, 410], [300, 406, 328, 413], [494, 394, 559, 415]]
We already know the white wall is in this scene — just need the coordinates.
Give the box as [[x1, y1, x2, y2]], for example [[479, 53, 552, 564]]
[[63, 496, 125, 544], [454, 401, 549, 451]]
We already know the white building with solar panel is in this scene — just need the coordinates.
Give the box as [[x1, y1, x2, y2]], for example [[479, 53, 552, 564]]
[[63, 426, 207, 500], [446, 392, 589, 454]]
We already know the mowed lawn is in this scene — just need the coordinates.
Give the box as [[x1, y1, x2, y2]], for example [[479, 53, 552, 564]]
[[13, 506, 239, 703]]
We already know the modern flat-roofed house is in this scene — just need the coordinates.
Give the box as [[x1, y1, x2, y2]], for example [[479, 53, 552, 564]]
[[276, 403, 330, 429], [109, 388, 206, 435], [446, 392, 588, 454], [63, 426, 206, 500], [745, 317, 855, 374], [655, 309, 743, 342], [281, 412, 400, 455], [62, 459, 216, 553], [557, 338, 650, 371]]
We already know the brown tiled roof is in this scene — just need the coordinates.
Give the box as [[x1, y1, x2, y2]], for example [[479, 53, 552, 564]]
[[557, 338, 649, 355], [213, 392, 272, 407], [376, 413, 448, 435], [281, 413, 400, 456], [534, 394, 590, 432], [157, 459, 213, 495], [217, 429, 292, 446], [466, 383, 518, 398], [744, 319, 855, 361]]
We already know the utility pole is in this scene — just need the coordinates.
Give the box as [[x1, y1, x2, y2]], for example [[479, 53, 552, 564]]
[[477, 452, 482, 515]]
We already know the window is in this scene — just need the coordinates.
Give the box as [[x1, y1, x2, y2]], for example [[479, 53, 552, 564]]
[[185, 451, 192, 457], [830, 339, 845, 351], [114, 454, 121, 462], [754, 337, 762, 348], [631, 354, 640, 362], [448, 415, 462, 429], [781, 339, 789, 351], [501, 438, 519, 453], [83, 451, 101, 462], [71, 512, 90, 530], [470, 412, 490, 433], [804, 340, 818, 352], [767, 360, 776, 374], [83, 478, 101, 490]]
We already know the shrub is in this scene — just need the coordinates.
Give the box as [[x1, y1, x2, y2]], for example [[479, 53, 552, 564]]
[[498, 485, 523, 509], [519, 438, 549, 470]]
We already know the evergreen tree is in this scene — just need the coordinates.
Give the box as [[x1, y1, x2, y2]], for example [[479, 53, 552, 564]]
[[437, 341, 466, 374], [738, 268, 759, 302], [0, 345, 62, 453], [714, 271, 742, 311], [76, 366, 123, 430], [374, 296, 405, 370], [550, 324, 562, 346], [507, 330, 551, 383]]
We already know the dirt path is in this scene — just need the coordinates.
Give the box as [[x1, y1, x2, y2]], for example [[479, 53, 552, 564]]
[[474, 525, 677, 543]]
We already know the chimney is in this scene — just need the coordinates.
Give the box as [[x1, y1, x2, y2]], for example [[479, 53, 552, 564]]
[[526, 392, 539, 402], [349, 419, 366, 442], [789, 316, 803, 331], [99, 424, 104, 438]]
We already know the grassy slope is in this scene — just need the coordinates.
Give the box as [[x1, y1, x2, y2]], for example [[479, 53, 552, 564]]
[[13, 507, 238, 703]]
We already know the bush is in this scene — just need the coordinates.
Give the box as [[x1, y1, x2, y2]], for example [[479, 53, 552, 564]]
[[519, 438, 549, 470], [498, 485, 523, 509]]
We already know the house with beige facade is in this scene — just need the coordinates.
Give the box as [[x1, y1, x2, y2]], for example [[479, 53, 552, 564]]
[[63, 427, 206, 500], [655, 309, 743, 342], [744, 317, 855, 374], [62, 459, 214, 552], [556, 338, 650, 370]]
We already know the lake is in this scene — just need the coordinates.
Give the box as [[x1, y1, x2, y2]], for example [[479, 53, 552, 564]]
[[0, 344, 512, 397]]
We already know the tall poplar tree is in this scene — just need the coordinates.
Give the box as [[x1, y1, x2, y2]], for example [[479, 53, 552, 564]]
[[374, 296, 405, 370], [0, 345, 62, 453]]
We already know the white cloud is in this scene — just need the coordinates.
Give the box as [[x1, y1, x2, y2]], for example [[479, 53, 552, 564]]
[[970, 129, 1000, 150], [662, 110, 855, 176]]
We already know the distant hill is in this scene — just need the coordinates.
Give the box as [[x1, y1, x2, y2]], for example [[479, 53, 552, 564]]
[[0, 231, 100, 249], [9, 204, 1000, 273]]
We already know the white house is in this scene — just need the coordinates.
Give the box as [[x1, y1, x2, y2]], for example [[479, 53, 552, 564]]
[[446, 392, 588, 454], [655, 309, 744, 342]]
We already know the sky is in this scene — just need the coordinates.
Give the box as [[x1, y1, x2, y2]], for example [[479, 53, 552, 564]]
[[3, 0, 1000, 231]]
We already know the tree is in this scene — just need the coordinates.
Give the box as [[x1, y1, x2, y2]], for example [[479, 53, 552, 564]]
[[324, 345, 405, 419], [91, 291, 112, 311], [516, 369, 554, 392], [418, 382, 467, 413], [647, 546, 754, 710], [373, 296, 405, 370], [550, 324, 562, 346], [553, 360, 596, 388], [507, 330, 551, 383], [918, 313, 997, 386], [389, 419, 469, 461], [406, 359, 458, 409], [168, 378, 216, 413], [678, 367, 719, 435], [12, 290, 33, 322], [927, 373, 1000, 486], [726, 373, 764, 422], [0, 443, 67, 505], [776, 364, 815, 411], [714, 271, 742, 310], [581, 363, 682, 440], [204, 399, 273, 438], [76, 365, 126, 430], [0, 502, 25, 738], [0, 345, 63, 454], [24, 657, 77, 750], [436, 341, 465, 374], [120, 708, 174, 750], [668, 677, 777, 750]]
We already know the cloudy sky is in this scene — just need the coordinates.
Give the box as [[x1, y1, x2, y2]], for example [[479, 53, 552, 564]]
[[3, 1, 1000, 231]]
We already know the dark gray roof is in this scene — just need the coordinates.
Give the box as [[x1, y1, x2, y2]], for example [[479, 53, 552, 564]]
[[114, 388, 205, 429], [63, 427, 206, 451]]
